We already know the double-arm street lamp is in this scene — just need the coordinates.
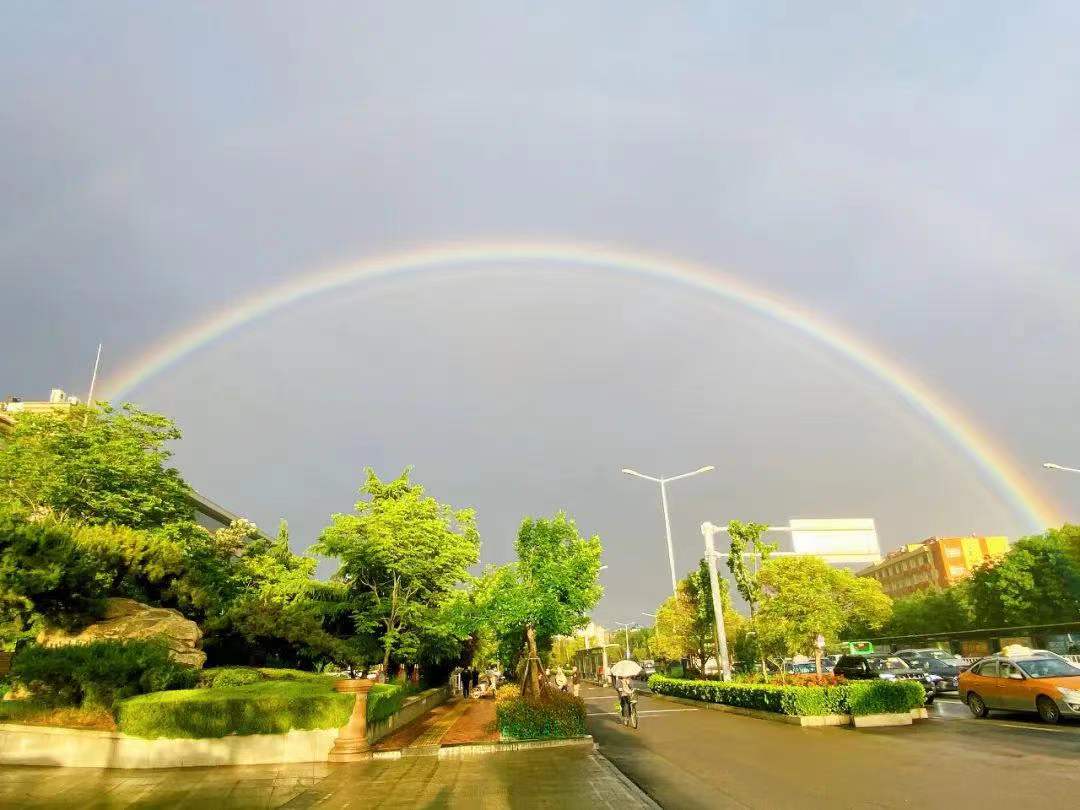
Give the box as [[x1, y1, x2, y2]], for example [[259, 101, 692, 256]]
[[622, 466, 715, 594]]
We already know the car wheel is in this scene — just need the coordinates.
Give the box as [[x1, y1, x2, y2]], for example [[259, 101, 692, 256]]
[[1036, 696, 1061, 724], [967, 692, 989, 718]]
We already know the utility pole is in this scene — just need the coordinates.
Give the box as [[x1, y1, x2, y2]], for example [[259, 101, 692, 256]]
[[701, 526, 732, 682]]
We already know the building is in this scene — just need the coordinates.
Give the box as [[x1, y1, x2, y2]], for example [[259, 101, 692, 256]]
[[2, 388, 246, 533], [857, 535, 1010, 599]]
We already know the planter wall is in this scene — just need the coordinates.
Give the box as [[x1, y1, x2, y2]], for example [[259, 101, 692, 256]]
[[0, 685, 451, 769]]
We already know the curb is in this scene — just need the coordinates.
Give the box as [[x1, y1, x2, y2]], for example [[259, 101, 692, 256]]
[[438, 735, 594, 758], [592, 749, 664, 809]]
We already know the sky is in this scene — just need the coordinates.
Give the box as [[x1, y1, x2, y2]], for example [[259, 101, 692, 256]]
[[3, 3, 1079, 624]]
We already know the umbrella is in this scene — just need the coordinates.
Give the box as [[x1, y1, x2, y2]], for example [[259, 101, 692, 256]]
[[609, 659, 643, 678]]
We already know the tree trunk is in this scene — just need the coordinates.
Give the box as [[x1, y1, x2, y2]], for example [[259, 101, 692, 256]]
[[523, 624, 541, 699], [381, 646, 392, 683]]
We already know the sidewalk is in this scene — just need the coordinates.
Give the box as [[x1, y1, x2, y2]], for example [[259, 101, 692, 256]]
[[374, 697, 499, 755], [0, 748, 657, 809]]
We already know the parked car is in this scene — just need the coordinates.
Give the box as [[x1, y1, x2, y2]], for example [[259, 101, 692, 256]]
[[784, 660, 818, 675], [959, 649, 1080, 724], [833, 654, 938, 704], [820, 655, 838, 671], [894, 648, 965, 692]]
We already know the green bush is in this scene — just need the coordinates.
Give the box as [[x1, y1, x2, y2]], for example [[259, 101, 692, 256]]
[[648, 675, 923, 717], [496, 689, 587, 740], [12, 639, 198, 710], [845, 679, 925, 715], [198, 667, 265, 689], [117, 679, 407, 739]]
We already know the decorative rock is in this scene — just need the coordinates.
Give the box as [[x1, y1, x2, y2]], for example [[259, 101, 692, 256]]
[[37, 598, 206, 668]]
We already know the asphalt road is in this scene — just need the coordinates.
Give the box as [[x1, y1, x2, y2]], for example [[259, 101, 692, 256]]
[[583, 683, 1080, 809]]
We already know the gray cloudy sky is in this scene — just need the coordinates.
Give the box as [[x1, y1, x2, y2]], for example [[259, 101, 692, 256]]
[[3, 3, 1079, 623]]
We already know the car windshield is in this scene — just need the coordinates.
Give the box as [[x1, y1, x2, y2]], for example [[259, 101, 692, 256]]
[[1015, 658, 1080, 679], [868, 657, 910, 672]]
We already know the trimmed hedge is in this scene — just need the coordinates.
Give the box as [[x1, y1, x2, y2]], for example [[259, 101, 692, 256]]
[[648, 675, 924, 717], [117, 679, 408, 739], [845, 679, 926, 715], [495, 688, 587, 740]]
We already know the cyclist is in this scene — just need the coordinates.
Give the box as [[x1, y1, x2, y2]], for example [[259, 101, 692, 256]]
[[615, 675, 635, 724]]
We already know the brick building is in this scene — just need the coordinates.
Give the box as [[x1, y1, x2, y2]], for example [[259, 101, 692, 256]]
[[857, 535, 1009, 599]]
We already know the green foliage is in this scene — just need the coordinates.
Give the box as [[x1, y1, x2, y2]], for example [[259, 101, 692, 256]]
[[198, 667, 264, 688], [886, 585, 974, 636], [12, 639, 198, 710], [116, 679, 407, 738], [495, 690, 587, 740], [313, 468, 480, 671], [844, 680, 925, 715], [968, 531, 1080, 627], [648, 674, 924, 716], [0, 511, 112, 633], [653, 565, 743, 668], [725, 521, 774, 616], [480, 513, 602, 654], [0, 404, 192, 528], [756, 556, 892, 658]]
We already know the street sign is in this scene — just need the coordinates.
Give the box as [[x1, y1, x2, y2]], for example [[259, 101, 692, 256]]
[[848, 641, 874, 655]]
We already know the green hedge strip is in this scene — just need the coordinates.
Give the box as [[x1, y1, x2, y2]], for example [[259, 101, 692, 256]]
[[117, 680, 407, 739], [495, 690, 587, 740], [648, 675, 924, 717]]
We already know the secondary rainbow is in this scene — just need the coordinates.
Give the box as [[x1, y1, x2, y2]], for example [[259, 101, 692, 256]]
[[99, 241, 1060, 530]]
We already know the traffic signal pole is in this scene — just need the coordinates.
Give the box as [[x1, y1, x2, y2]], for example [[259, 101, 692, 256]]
[[701, 524, 732, 682]]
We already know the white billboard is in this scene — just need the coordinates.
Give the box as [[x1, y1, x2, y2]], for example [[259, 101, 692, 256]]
[[789, 518, 881, 561]]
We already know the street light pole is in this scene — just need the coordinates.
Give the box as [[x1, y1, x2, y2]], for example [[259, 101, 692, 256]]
[[615, 621, 633, 660], [1044, 462, 1080, 475], [622, 466, 715, 595]]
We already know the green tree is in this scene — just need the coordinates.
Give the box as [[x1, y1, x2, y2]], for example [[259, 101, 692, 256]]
[[313, 468, 480, 676], [0, 404, 192, 528], [726, 521, 774, 674], [886, 584, 974, 636], [755, 556, 892, 660], [967, 532, 1080, 627], [480, 512, 602, 697], [0, 510, 112, 638], [653, 581, 706, 667]]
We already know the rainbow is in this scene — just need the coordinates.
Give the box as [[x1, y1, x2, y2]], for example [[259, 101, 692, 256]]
[[99, 241, 1060, 529]]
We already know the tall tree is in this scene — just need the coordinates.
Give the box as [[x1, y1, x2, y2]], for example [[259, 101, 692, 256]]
[[480, 512, 602, 697], [726, 521, 774, 674], [0, 404, 192, 528], [313, 468, 479, 676], [967, 532, 1080, 627], [755, 555, 891, 660], [886, 585, 974, 636]]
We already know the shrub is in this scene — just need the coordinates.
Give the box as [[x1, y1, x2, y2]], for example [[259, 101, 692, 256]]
[[647, 674, 922, 717], [198, 667, 264, 689], [12, 639, 198, 710], [116, 679, 407, 739], [495, 683, 521, 703], [496, 689, 587, 740], [845, 679, 925, 715]]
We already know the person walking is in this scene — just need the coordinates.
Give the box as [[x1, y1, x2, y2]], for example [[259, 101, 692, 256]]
[[462, 666, 472, 699], [470, 666, 480, 696], [571, 666, 581, 697]]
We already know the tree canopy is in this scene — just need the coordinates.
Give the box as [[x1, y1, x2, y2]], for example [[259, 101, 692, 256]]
[[313, 468, 480, 675], [0, 404, 192, 528], [755, 555, 891, 659], [479, 512, 602, 696], [967, 532, 1080, 627]]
